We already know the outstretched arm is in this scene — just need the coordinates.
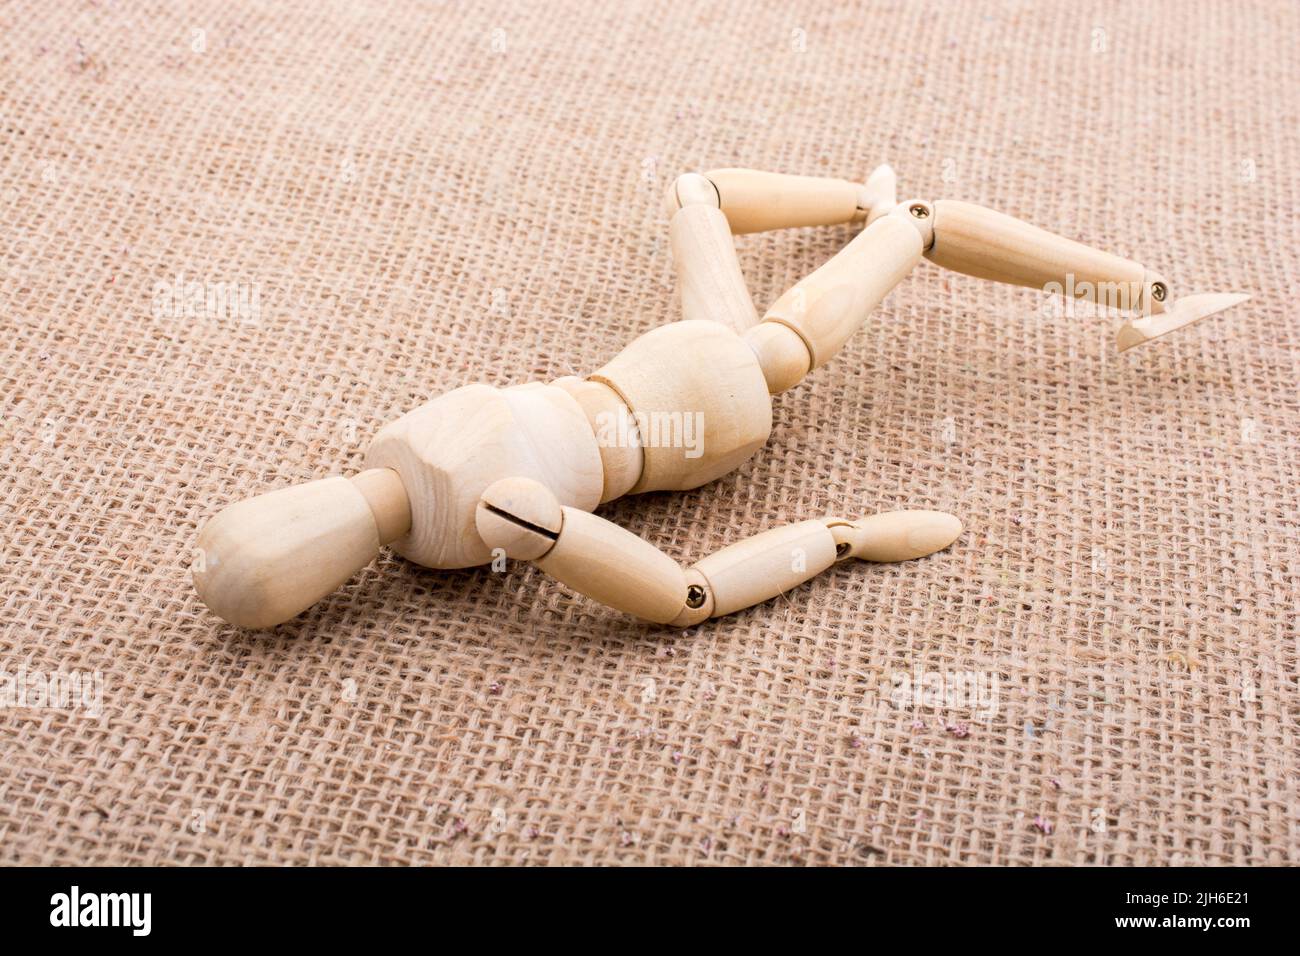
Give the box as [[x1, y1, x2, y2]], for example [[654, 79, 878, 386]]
[[475, 477, 961, 626]]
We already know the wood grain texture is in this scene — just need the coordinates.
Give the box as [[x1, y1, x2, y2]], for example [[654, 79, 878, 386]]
[[691, 519, 838, 618], [670, 202, 758, 333], [763, 213, 923, 368], [475, 476, 564, 561], [705, 168, 867, 234], [535, 506, 687, 624], [926, 199, 1151, 306], [743, 321, 811, 394], [365, 383, 603, 568], [550, 376, 645, 502], [192, 476, 381, 630], [827, 511, 963, 562], [590, 320, 772, 493], [1115, 292, 1251, 351], [350, 468, 411, 545]]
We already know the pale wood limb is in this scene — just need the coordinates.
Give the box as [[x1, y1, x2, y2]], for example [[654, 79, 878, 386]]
[[925, 199, 1160, 310], [826, 511, 963, 562], [761, 211, 924, 371], [669, 198, 758, 332], [743, 321, 810, 394], [925, 199, 1250, 349], [476, 478, 685, 624], [701, 168, 869, 234], [475, 477, 961, 627]]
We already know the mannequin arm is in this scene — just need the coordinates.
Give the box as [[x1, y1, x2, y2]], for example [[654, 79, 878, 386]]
[[475, 477, 961, 626]]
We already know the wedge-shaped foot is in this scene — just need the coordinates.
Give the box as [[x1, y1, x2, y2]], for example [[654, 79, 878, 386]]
[[1115, 292, 1251, 351]]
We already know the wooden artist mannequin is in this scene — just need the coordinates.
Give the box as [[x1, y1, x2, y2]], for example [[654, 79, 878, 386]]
[[193, 165, 1246, 629]]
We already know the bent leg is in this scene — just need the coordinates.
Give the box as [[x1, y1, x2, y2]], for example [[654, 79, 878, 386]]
[[678, 165, 897, 234], [668, 173, 758, 333]]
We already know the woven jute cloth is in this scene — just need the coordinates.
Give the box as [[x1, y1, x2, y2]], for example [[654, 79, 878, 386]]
[[2, 0, 1296, 866]]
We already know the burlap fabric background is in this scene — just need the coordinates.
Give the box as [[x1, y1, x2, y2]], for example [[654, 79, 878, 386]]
[[2, 0, 1296, 866]]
